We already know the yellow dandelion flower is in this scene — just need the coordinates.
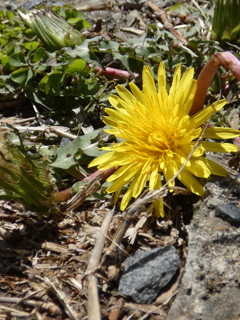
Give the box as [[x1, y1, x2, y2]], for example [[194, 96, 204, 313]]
[[89, 62, 240, 217]]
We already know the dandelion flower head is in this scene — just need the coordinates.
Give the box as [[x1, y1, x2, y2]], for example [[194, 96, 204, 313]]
[[89, 62, 239, 217]]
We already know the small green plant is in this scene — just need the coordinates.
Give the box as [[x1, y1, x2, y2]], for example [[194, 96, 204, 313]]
[[212, 0, 240, 43], [19, 9, 86, 51], [0, 131, 57, 217]]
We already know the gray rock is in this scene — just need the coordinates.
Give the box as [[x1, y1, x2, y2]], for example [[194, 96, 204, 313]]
[[215, 204, 240, 227], [21, 0, 45, 9], [118, 246, 180, 304], [167, 213, 240, 320], [206, 197, 221, 209]]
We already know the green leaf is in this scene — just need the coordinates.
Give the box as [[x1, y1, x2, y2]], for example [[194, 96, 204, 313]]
[[23, 41, 40, 51], [48, 72, 64, 94], [51, 130, 104, 170], [65, 58, 87, 74], [8, 52, 27, 67], [32, 47, 47, 63], [68, 17, 91, 29], [51, 137, 84, 169], [11, 67, 34, 85], [39, 74, 51, 94], [1, 56, 15, 71], [70, 180, 88, 195], [64, 37, 103, 67]]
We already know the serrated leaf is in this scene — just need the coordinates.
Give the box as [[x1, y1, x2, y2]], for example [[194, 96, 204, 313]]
[[51, 130, 104, 170]]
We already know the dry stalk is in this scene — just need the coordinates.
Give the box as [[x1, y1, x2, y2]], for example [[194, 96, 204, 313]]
[[43, 277, 78, 320], [63, 177, 102, 213], [147, 1, 187, 43], [0, 296, 62, 316], [84, 207, 115, 320], [75, 2, 113, 11]]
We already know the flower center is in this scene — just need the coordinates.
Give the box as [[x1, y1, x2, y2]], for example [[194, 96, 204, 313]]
[[148, 124, 179, 152]]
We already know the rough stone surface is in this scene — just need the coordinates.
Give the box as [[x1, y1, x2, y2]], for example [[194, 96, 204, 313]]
[[168, 183, 240, 320], [118, 246, 180, 304], [215, 203, 240, 227]]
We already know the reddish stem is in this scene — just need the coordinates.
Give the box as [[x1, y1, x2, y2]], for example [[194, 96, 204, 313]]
[[89, 64, 139, 79], [190, 52, 240, 116], [54, 167, 117, 203]]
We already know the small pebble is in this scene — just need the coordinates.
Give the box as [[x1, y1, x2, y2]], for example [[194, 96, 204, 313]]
[[215, 204, 240, 227], [206, 197, 221, 209]]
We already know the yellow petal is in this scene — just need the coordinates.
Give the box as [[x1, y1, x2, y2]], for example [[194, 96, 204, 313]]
[[107, 163, 136, 182], [190, 99, 226, 128], [116, 84, 136, 103], [204, 127, 240, 139], [158, 62, 166, 89], [187, 158, 211, 178], [178, 168, 205, 196], [153, 198, 164, 218], [162, 159, 179, 188], [142, 65, 156, 95], [149, 163, 160, 190], [88, 151, 114, 168], [105, 108, 128, 122], [204, 158, 228, 176], [131, 170, 148, 198], [152, 177, 164, 217], [107, 166, 139, 193], [201, 141, 239, 153], [169, 64, 181, 97], [120, 185, 133, 211], [129, 82, 148, 106], [177, 67, 194, 92], [108, 94, 124, 111]]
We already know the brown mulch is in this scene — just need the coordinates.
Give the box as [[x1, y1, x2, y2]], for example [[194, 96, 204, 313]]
[[0, 192, 188, 320]]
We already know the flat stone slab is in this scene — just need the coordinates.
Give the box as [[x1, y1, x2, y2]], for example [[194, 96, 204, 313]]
[[168, 212, 240, 320]]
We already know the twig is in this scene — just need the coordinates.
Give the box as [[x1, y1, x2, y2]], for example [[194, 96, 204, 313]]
[[75, 2, 113, 11], [147, 1, 187, 43], [43, 277, 78, 320], [48, 127, 77, 140], [0, 306, 30, 317], [32, 103, 45, 126], [191, 0, 207, 20], [120, 27, 145, 36], [54, 167, 117, 205], [87, 275, 101, 320], [85, 207, 115, 320], [0, 296, 62, 316], [61, 174, 105, 213]]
